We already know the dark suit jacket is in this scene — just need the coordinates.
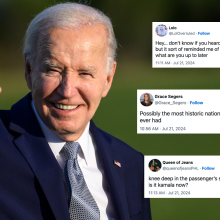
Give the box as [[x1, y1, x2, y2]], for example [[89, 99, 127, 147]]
[[0, 93, 151, 220]]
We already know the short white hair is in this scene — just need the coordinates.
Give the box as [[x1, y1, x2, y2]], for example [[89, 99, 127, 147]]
[[23, 2, 117, 74]]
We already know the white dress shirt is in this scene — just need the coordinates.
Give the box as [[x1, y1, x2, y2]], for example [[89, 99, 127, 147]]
[[31, 101, 115, 220]]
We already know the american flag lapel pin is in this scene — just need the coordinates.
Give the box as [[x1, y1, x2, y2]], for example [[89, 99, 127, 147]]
[[114, 160, 121, 168]]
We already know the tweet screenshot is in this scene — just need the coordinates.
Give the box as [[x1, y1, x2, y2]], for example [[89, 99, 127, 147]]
[[144, 156, 220, 198], [137, 90, 220, 134], [152, 22, 220, 68]]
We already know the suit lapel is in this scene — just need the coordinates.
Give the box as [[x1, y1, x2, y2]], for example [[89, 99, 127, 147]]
[[9, 93, 70, 220], [90, 120, 129, 220], [9, 93, 130, 219]]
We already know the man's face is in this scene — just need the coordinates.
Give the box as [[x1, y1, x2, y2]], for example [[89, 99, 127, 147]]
[[25, 25, 116, 141]]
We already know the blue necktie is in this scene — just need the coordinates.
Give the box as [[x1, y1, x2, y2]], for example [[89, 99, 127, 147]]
[[63, 142, 100, 220]]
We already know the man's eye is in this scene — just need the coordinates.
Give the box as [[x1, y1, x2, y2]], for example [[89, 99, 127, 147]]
[[47, 69, 60, 74], [80, 73, 90, 76], [48, 69, 59, 72], [45, 69, 61, 76]]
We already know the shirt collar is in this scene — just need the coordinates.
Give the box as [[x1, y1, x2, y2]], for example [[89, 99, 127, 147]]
[[31, 100, 92, 166]]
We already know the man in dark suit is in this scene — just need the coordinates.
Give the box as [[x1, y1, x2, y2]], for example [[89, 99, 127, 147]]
[[0, 3, 151, 220]]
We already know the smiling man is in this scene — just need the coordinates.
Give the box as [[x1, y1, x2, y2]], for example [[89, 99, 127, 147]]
[[27, 25, 114, 141], [0, 3, 151, 220]]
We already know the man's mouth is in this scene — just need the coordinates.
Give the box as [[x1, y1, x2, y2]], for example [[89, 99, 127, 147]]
[[54, 103, 78, 111]]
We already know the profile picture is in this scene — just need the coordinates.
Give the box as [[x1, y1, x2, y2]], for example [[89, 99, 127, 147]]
[[140, 93, 153, 106], [155, 24, 168, 37], [149, 159, 162, 172]]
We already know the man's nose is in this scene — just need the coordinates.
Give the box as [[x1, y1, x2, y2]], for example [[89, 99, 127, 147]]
[[57, 74, 77, 98]]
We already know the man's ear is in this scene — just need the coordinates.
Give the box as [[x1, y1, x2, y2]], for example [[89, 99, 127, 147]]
[[102, 61, 117, 98], [25, 57, 33, 90]]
